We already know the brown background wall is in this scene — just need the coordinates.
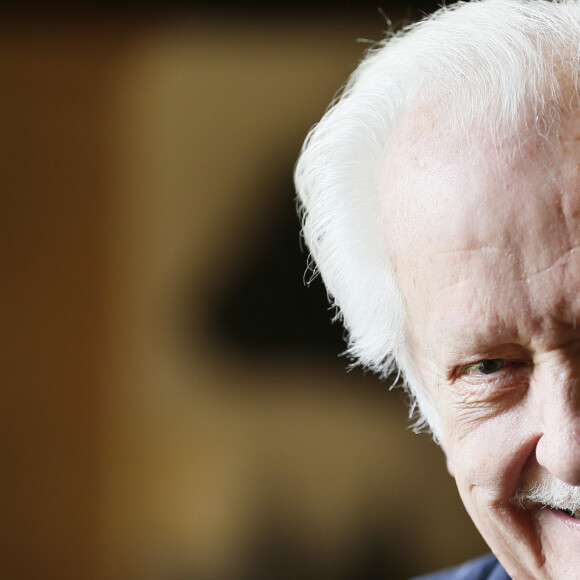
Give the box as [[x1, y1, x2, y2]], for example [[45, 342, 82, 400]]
[[1, 8, 487, 579]]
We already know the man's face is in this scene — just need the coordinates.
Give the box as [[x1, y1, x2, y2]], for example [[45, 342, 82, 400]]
[[385, 115, 580, 579]]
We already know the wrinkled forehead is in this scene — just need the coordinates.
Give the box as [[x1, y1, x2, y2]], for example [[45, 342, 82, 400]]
[[381, 109, 580, 273], [379, 110, 580, 361], [383, 110, 525, 223]]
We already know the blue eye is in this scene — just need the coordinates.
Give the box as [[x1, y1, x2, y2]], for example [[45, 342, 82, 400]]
[[467, 359, 505, 375]]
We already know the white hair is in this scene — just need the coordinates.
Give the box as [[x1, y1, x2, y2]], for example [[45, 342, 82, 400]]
[[294, 0, 580, 440], [513, 477, 580, 514]]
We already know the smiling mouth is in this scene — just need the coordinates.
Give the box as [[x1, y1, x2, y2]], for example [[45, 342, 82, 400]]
[[512, 479, 580, 521], [515, 501, 580, 520]]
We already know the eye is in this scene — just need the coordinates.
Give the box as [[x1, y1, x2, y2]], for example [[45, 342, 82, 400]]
[[464, 359, 505, 376]]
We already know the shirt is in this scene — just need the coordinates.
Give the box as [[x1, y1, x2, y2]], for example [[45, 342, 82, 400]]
[[410, 553, 510, 580]]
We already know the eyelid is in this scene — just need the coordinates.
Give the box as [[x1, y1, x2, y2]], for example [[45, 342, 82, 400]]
[[455, 358, 532, 381], [463, 359, 504, 375], [452, 344, 533, 372]]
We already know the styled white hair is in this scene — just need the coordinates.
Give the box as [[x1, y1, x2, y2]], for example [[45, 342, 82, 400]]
[[294, 0, 580, 440]]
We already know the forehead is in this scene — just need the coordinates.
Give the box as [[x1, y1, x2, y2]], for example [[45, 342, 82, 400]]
[[385, 112, 574, 246], [382, 111, 580, 360]]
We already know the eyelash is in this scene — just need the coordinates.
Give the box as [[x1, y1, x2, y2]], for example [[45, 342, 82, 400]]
[[457, 358, 532, 387], [463, 358, 506, 376]]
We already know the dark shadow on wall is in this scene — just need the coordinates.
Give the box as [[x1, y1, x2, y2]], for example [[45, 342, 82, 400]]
[[241, 517, 417, 580], [3, 0, 444, 19], [180, 152, 418, 579], [205, 166, 346, 361]]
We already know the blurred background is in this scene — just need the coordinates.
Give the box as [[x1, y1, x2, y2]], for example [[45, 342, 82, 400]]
[[1, 1, 488, 579]]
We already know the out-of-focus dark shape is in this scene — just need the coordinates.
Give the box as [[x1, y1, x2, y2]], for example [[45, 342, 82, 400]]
[[242, 515, 413, 580], [5, 0, 442, 18], [202, 160, 346, 359]]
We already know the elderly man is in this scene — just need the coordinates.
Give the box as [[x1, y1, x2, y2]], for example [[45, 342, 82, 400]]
[[294, 0, 580, 578]]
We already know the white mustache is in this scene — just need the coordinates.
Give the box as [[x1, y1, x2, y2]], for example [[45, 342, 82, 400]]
[[513, 479, 580, 513]]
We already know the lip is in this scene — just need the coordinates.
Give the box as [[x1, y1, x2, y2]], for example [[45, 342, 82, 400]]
[[547, 506, 580, 527], [510, 491, 580, 526]]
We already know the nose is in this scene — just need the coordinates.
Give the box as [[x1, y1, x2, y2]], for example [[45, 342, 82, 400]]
[[534, 356, 580, 486]]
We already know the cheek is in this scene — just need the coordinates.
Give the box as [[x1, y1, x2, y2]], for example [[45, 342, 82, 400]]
[[442, 408, 533, 499]]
